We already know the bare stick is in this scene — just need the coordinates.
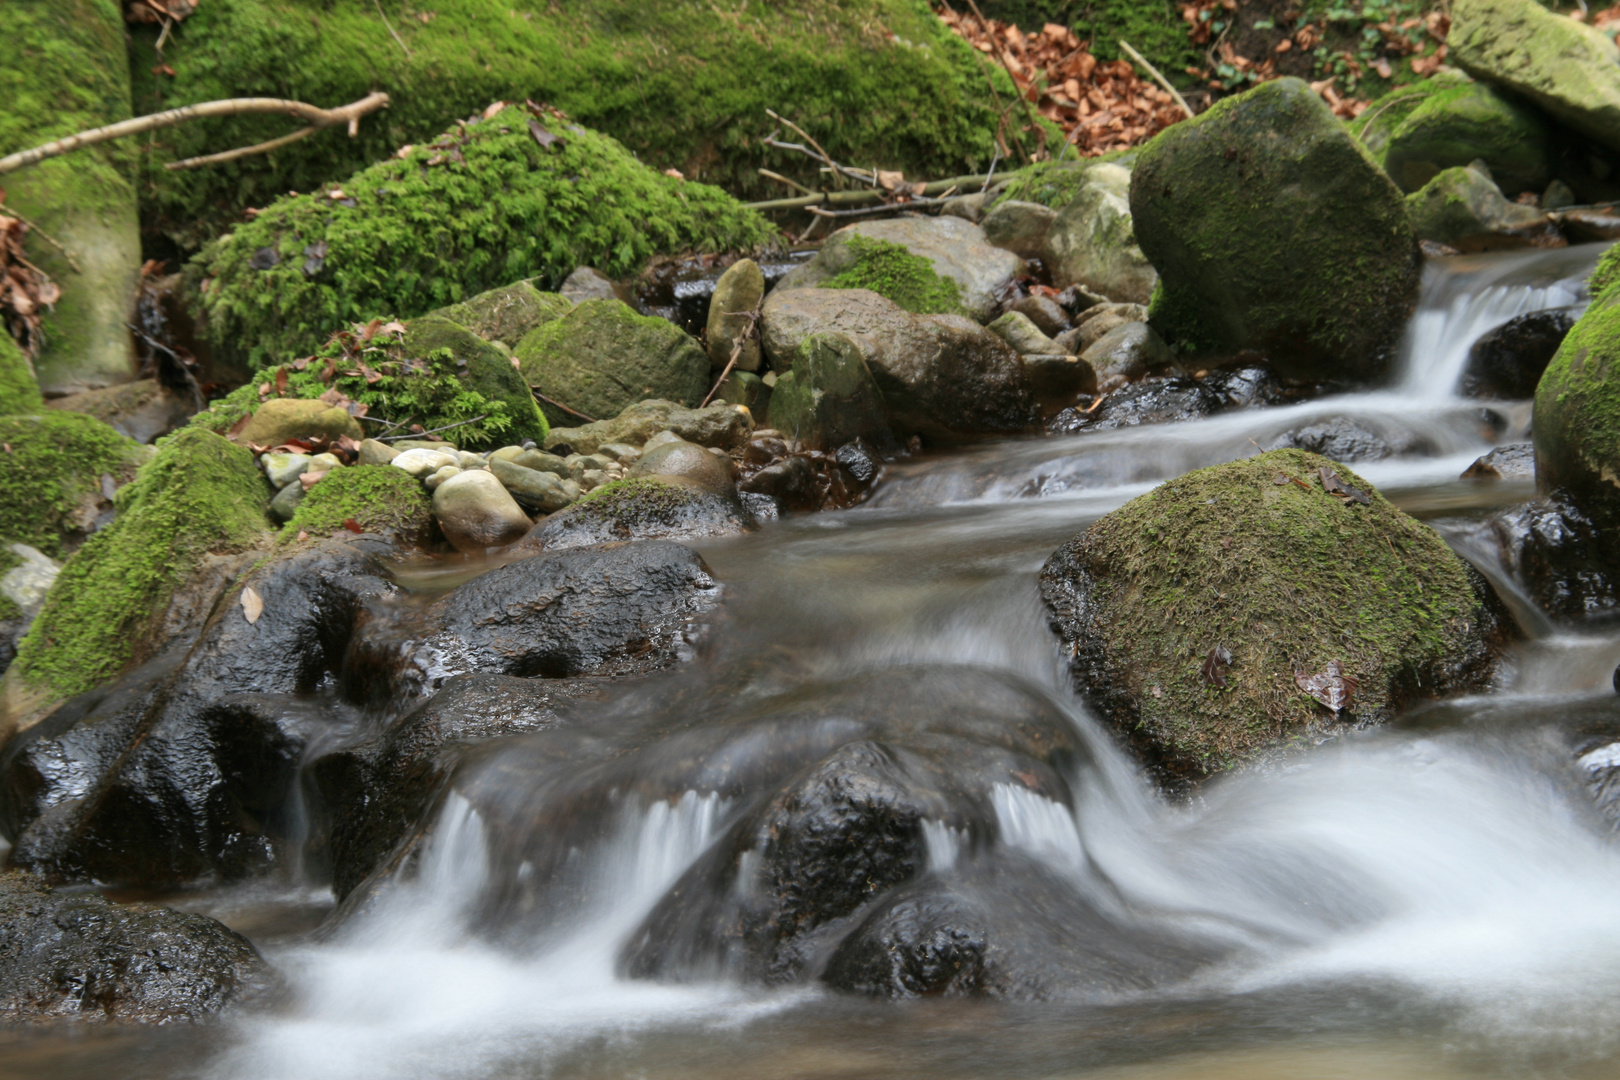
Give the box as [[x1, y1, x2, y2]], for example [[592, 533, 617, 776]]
[[1118, 39, 1194, 119], [1, 209, 81, 273], [807, 196, 955, 221], [764, 110, 844, 188], [758, 168, 815, 195], [744, 171, 1007, 211], [963, 0, 1040, 162], [373, 0, 412, 57], [165, 124, 323, 171], [763, 136, 880, 188], [700, 308, 762, 408], [0, 92, 391, 176], [379, 414, 488, 442], [980, 141, 1002, 193], [533, 389, 596, 424]]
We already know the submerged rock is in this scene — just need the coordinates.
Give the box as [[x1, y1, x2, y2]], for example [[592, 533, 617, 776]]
[[0, 871, 271, 1024], [1269, 416, 1431, 463], [1130, 78, 1420, 382], [1489, 493, 1620, 620], [1040, 449, 1512, 787]]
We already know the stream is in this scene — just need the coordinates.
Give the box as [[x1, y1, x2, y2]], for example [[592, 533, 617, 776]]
[[7, 244, 1620, 1080]]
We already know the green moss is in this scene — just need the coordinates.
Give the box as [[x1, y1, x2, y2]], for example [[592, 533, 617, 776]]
[[0, 413, 145, 559], [0, 548, 22, 623], [575, 476, 690, 511], [1589, 243, 1620, 299], [9, 429, 270, 701], [1068, 0, 1198, 76], [1360, 77, 1551, 195], [1534, 278, 1620, 527], [1055, 448, 1497, 777], [430, 282, 573, 349], [0, 335, 43, 415], [133, 0, 1011, 249], [279, 465, 431, 542], [991, 162, 1090, 210], [189, 105, 775, 370], [819, 236, 963, 315]]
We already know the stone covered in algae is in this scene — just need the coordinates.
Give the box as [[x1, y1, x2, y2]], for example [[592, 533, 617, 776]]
[[429, 281, 573, 350], [1040, 448, 1510, 787], [280, 465, 433, 545], [0, 335, 43, 416], [0, 412, 147, 560]]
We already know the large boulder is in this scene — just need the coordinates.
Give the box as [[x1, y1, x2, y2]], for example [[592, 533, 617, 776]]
[[0, 413, 146, 560], [1405, 164, 1563, 253], [430, 280, 573, 349], [0, 872, 271, 1024], [768, 334, 896, 451], [1449, 0, 1620, 156], [1364, 77, 1553, 196], [1041, 162, 1157, 304], [516, 300, 711, 427], [1534, 260, 1620, 531], [1039, 449, 1511, 787], [1463, 307, 1579, 399], [0, 334, 43, 416], [1488, 493, 1620, 621], [760, 288, 1037, 439], [2, 1, 139, 394], [775, 217, 1022, 323], [1129, 78, 1421, 383]]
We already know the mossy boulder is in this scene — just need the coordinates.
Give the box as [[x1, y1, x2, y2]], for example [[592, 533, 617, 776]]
[[189, 106, 774, 370], [402, 316, 547, 445], [520, 476, 753, 551], [0, 413, 147, 560], [1352, 72, 1475, 162], [133, 0, 1012, 249], [1363, 78, 1552, 196], [1534, 256, 1620, 531], [1130, 79, 1420, 383], [2, 0, 140, 394], [515, 300, 710, 428], [769, 334, 896, 452], [1039, 449, 1510, 786], [235, 398, 364, 448], [1406, 164, 1561, 252], [1449, 0, 1620, 155], [1041, 161, 1156, 304], [3, 430, 271, 722], [281, 466, 433, 545], [0, 335, 42, 416], [430, 282, 573, 349]]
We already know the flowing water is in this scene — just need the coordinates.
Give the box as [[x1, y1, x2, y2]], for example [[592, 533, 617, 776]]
[[7, 245, 1620, 1080]]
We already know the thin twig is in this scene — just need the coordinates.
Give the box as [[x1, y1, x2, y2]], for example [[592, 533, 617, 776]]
[[765, 110, 844, 189], [379, 413, 489, 442], [763, 136, 880, 188], [758, 168, 816, 195], [2, 208, 81, 273], [125, 322, 204, 411], [981, 142, 1002, 193], [372, 0, 412, 57], [0, 92, 391, 176], [744, 171, 1008, 211], [807, 196, 954, 220], [532, 389, 596, 423], [358, 414, 404, 430], [963, 0, 1040, 163], [165, 125, 323, 171], [1118, 39, 1194, 119], [700, 308, 762, 408]]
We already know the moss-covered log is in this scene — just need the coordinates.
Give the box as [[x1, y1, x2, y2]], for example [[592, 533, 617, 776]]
[[189, 106, 773, 370], [1, 0, 139, 394]]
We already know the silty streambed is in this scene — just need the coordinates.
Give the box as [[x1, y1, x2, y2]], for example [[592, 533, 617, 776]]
[[5, 245, 1620, 1080]]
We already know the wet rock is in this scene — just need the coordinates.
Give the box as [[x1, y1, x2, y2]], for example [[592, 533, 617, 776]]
[[1200, 364, 1289, 409], [1080, 322, 1172, 387], [759, 288, 1037, 439], [1462, 307, 1579, 399], [431, 470, 531, 552], [516, 300, 710, 427], [981, 199, 1056, 260], [1535, 277, 1620, 531], [489, 458, 574, 513], [987, 312, 1064, 356], [0, 871, 271, 1024], [545, 399, 753, 455], [1406, 163, 1564, 252], [775, 217, 1022, 323], [1040, 449, 1512, 788], [430, 279, 572, 348], [1449, 0, 1620, 155], [1131, 78, 1420, 382], [360, 540, 721, 697], [629, 439, 737, 497], [44, 379, 190, 444], [1042, 162, 1157, 305], [822, 854, 1221, 1001], [1489, 492, 1620, 619], [705, 259, 765, 372], [739, 456, 820, 511], [233, 397, 363, 447], [1463, 443, 1535, 480], [519, 478, 754, 550], [1008, 294, 1070, 338], [0, 545, 59, 674], [1058, 302, 1148, 355], [767, 334, 896, 452], [1023, 354, 1097, 417], [1048, 377, 1224, 433], [1268, 417, 1429, 462], [310, 674, 603, 899]]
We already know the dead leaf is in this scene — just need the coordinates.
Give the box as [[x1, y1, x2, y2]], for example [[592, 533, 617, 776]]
[[299, 469, 329, 490], [274, 368, 288, 396], [378, 320, 407, 337], [343, 518, 364, 533], [1201, 643, 1233, 688], [528, 119, 563, 149], [662, 168, 685, 181], [481, 100, 507, 120], [1318, 466, 1371, 505], [296, 530, 310, 542], [241, 586, 264, 624], [1294, 661, 1359, 712]]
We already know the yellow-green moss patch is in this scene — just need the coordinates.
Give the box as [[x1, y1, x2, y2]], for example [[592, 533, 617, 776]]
[[280, 465, 432, 544]]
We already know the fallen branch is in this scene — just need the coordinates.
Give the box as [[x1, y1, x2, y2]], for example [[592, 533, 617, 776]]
[[743, 171, 1008, 211], [1118, 39, 1195, 119], [372, 0, 412, 57], [0, 92, 391, 176], [700, 307, 763, 409], [533, 389, 596, 424], [379, 413, 488, 442], [758, 168, 816, 196], [806, 195, 956, 221], [0, 207, 79, 274]]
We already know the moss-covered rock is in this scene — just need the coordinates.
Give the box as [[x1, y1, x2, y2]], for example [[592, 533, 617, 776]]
[[516, 300, 710, 427], [1367, 78, 1552, 196], [402, 316, 547, 445], [1041, 161, 1155, 304], [1352, 73, 1474, 164], [4, 430, 271, 716], [0, 413, 146, 559], [1130, 78, 1420, 383], [1449, 0, 1620, 155], [818, 237, 964, 317], [429, 281, 573, 350], [280, 465, 432, 544], [133, 0, 1012, 248], [520, 476, 752, 550], [189, 106, 774, 370], [1, 0, 139, 395], [1534, 259, 1620, 531], [1406, 164, 1561, 252], [0, 335, 43, 416], [543, 399, 754, 454], [1040, 449, 1510, 786], [990, 161, 1092, 210], [769, 334, 895, 451]]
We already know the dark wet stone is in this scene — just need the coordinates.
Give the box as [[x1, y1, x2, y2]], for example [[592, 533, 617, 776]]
[[1489, 492, 1620, 620], [1200, 365, 1289, 410], [0, 871, 272, 1024], [1048, 377, 1225, 433], [1268, 416, 1430, 462], [834, 440, 882, 486], [1462, 442, 1535, 480], [739, 455, 819, 511], [821, 854, 1223, 1001], [517, 478, 754, 551], [1461, 307, 1578, 400]]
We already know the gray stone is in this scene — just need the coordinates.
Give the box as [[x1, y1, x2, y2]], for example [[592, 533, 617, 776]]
[[544, 400, 753, 454], [1406, 163, 1563, 252], [391, 440, 458, 452], [1462, 443, 1535, 480], [430, 280, 573, 347], [1009, 294, 1070, 338], [706, 259, 765, 372], [490, 458, 576, 512], [1042, 162, 1157, 304], [491, 446, 570, 477], [1, 544, 59, 614], [767, 333, 896, 452], [1023, 354, 1097, 415], [982, 199, 1057, 259], [262, 452, 312, 489], [1056, 303, 1148, 354], [597, 442, 642, 463], [1081, 322, 1173, 386], [309, 452, 343, 471], [559, 266, 622, 304], [358, 438, 399, 465], [392, 448, 460, 478], [431, 470, 532, 552], [43, 379, 189, 445], [987, 312, 1065, 356], [775, 217, 1023, 323], [424, 465, 461, 491], [269, 481, 305, 523], [629, 439, 738, 498]]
